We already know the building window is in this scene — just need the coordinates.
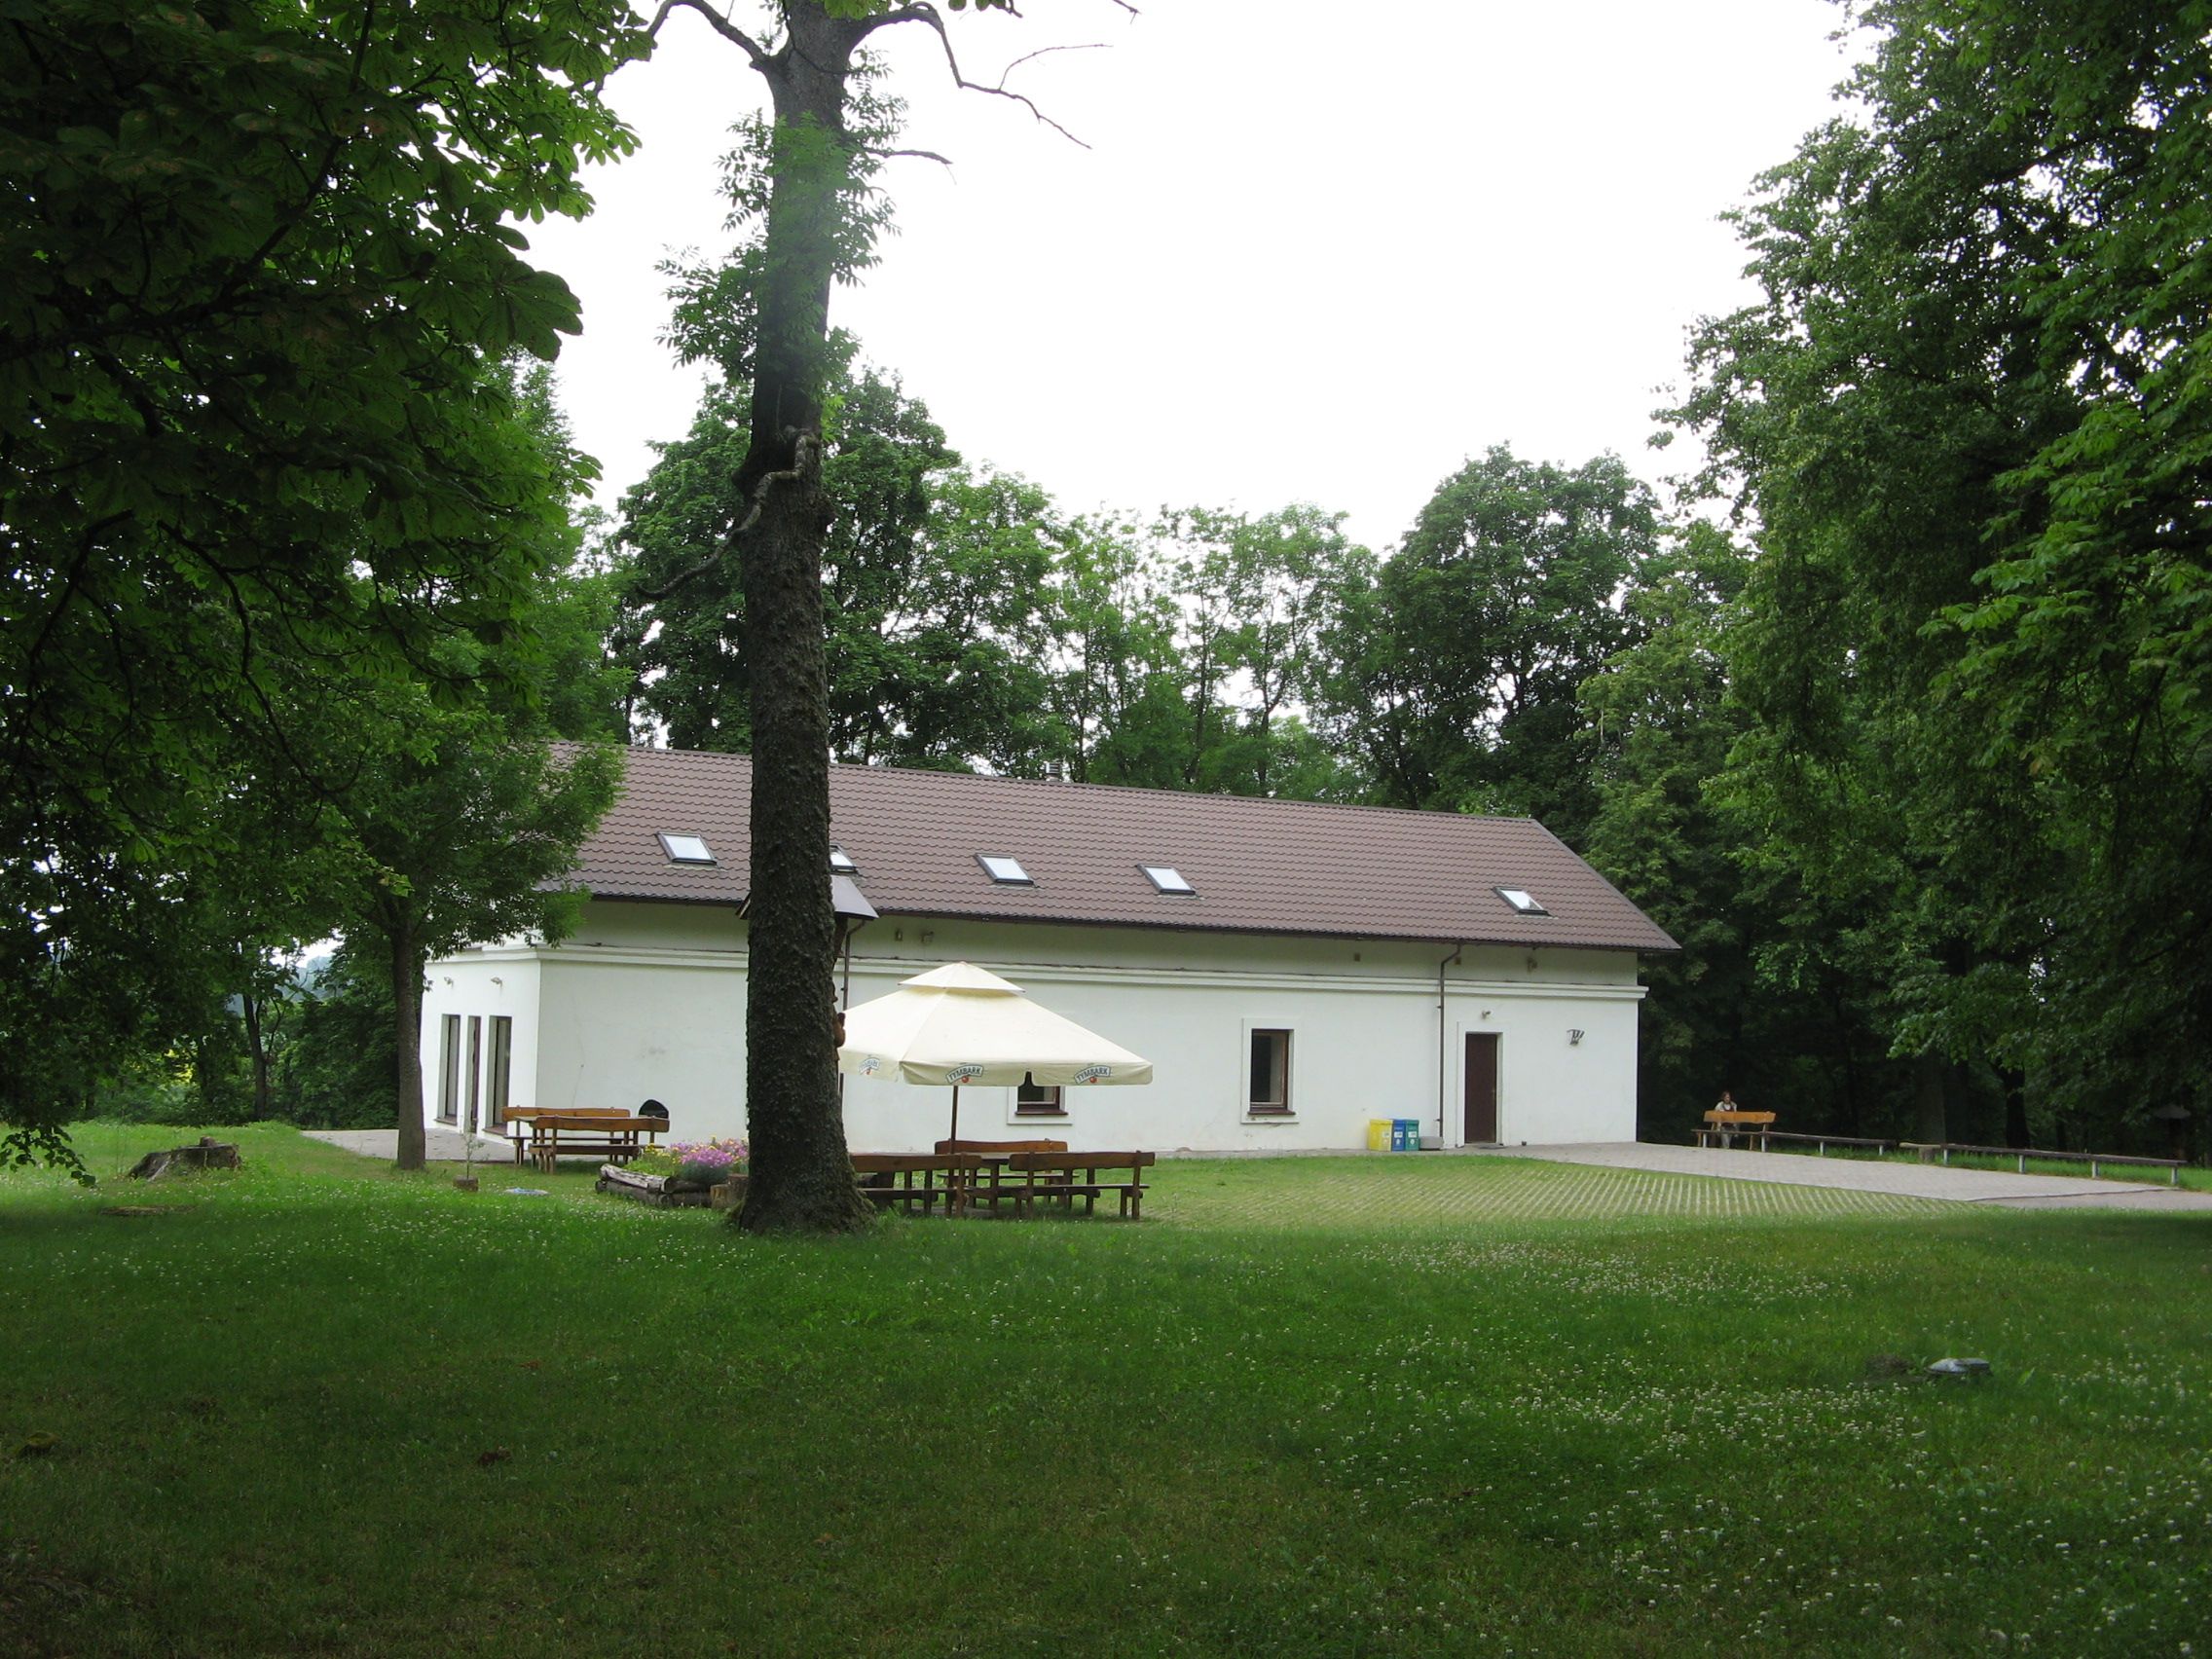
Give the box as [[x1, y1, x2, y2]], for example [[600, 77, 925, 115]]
[[977, 854, 1034, 885], [829, 845, 859, 874], [485, 1015, 513, 1130], [436, 1014, 461, 1124], [1493, 885, 1549, 916], [1248, 1028, 1292, 1115], [1140, 864, 1196, 896], [1015, 1074, 1064, 1117]]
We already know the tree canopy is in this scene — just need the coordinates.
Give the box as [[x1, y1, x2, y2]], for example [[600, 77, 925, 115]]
[[1666, 0, 2212, 1145], [1, 0, 645, 1170]]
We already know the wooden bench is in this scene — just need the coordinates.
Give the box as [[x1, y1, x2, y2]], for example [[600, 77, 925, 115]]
[[852, 1154, 981, 1218], [937, 1139, 1069, 1215], [513, 1111, 665, 1173], [1697, 1109, 1777, 1151], [1006, 1151, 1155, 1221]]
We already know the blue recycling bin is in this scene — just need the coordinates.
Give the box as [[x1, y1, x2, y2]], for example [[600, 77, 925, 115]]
[[1391, 1118, 1420, 1151]]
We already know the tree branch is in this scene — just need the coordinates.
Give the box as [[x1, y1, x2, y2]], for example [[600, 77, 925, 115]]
[[630, 550, 730, 605], [864, 144, 954, 166], [862, 4, 1101, 148], [647, 0, 773, 68]]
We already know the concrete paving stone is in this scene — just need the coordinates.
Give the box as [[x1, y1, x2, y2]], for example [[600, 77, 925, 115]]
[[305, 1127, 2212, 1212], [1484, 1140, 2212, 1211]]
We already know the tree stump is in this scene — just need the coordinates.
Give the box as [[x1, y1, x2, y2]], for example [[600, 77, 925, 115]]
[[127, 1137, 242, 1181]]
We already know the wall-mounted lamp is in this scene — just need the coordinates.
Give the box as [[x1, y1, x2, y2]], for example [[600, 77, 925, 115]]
[[441, 976, 454, 987], [1567, 1028, 1585, 1047], [489, 976, 503, 987]]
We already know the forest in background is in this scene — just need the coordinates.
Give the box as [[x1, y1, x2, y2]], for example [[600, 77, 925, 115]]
[[7, 0, 2207, 1167]]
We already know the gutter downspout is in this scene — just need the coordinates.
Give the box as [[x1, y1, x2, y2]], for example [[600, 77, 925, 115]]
[[1437, 941, 1463, 1146], [835, 918, 866, 1106]]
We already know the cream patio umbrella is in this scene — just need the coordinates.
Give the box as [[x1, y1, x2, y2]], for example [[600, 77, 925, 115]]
[[836, 961, 1153, 1141]]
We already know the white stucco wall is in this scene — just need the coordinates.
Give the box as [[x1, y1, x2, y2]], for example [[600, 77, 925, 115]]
[[423, 902, 1646, 1153]]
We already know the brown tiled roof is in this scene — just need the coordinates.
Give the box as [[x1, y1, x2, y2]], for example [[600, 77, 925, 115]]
[[571, 747, 1677, 953]]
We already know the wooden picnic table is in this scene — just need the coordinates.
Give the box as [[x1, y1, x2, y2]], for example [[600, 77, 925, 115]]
[[851, 1142, 1153, 1221], [505, 1107, 667, 1172]]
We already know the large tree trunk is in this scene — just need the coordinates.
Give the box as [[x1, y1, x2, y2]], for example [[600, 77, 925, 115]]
[[389, 922, 427, 1172], [732, 4, 875, 1234], [1912, 1048, 1947, 1146], [241, 983, 272, 1120], [2000, 1064, 2030, 1150]]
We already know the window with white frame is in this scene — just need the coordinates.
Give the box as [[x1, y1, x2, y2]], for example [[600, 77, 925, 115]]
[[1248, 1027, 1292, 1115], [436, 1014, 461, 1124]]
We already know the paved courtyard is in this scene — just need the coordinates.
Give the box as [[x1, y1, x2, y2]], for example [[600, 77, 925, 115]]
[[1485, 1141, 2212, 1211], [304, 1127, 2212, 1213], [307, 1127, 509, 1164]]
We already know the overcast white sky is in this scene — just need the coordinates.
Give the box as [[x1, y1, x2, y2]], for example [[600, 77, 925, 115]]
[[525, 1, 1857, 554]]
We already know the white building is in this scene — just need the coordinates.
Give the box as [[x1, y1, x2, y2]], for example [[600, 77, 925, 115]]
[[420, 748, 1676, 1154]]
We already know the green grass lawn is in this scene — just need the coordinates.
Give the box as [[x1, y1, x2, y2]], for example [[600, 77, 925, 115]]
[[4, 1125, 2208, 1657]]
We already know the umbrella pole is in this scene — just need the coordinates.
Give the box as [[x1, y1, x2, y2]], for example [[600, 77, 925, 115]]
[[949, 1084, 960, 1144]]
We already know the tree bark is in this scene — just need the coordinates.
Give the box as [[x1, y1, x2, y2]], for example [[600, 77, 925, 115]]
[[1912, 1048, 1947, 1146], [2000, 1064, 2030, 1150], [241, 981, 272, 1120], [731, 4, 877, 1234], [389, 920, 427, 1172]]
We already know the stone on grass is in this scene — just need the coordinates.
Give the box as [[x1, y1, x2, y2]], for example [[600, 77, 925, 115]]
[[1928, 1357, 1992, 1379]]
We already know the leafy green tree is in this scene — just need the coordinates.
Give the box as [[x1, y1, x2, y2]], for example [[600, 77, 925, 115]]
[[1316, 448, 1658, 843], [282, 367, 627, 1170], [1673, 0, 2211, 1147], [329, 688, 619, 1171], [1035, 515, 1189, 787], [645, 0, 1047, 1231], [0, 0, 645, 1168], [618, 364, 1059, 770], [1580, 528, 1906, 1142], [278, 946, 401, 1131], [1146, 505, 1375, 799]]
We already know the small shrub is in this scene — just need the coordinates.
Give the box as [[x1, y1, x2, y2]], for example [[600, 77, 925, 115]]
[[669, 1138, 747, 1185]]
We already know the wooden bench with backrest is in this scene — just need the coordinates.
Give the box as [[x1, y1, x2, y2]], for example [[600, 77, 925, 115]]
[[936, 1138, 1070, 1214], [852, 1153, 981, 1218], [511, 1109, 665, 1173], [1697, 1109, 1777, 1151], [1006, 1151, 1156, 1221]]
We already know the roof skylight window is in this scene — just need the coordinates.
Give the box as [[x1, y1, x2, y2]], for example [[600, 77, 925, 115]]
[[1494, 886, 1549, 916], [1141, 864, 1196, 896], [977, 854, 1034, 886], [658, 832, 716, 866], [829, 845, 859, 874]]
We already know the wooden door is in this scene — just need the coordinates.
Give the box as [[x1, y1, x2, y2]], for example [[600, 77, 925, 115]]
[[1463, 1033, 1499, 1144]]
